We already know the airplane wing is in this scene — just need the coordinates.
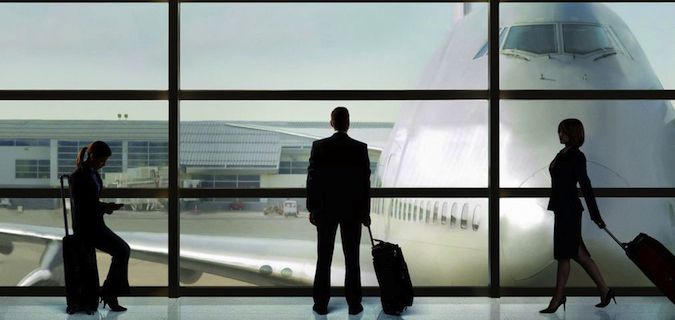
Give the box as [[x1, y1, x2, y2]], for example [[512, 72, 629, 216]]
[[0, 223, 372, 287]]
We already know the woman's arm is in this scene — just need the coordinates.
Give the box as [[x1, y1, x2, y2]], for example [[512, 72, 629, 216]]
[[574, 151, 605, 228], [70, 173, 105, 215]]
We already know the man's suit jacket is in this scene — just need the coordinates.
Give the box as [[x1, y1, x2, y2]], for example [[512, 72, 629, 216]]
[[306, 132, 371, 223], [547, 147, 602, 221]]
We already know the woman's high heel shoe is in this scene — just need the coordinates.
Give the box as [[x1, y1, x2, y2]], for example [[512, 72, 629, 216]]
[[101, 295, 127, 312], [539, 296, 566, 314], [595, 288, 616, 308]]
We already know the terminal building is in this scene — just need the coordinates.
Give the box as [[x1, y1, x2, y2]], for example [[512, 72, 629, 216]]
[[0, 120, 386, 211]]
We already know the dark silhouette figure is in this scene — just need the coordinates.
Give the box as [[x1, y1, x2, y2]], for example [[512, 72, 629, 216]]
[[70, 141, 129, 312], [307, 107, 371, 315], [540, 119, 614, 314]]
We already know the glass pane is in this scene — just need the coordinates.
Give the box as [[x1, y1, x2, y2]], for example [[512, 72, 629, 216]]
[[0, 4, 167, 89], [0, 198, 167, 286], [499, 3, 675, 89], [182, 3, 488, 89], [500, 100, 675, 188], [500, 198, 675, 287], [0, 101, 167, 188], [180, 100, 488, 188], [180, 197, 488, 286]]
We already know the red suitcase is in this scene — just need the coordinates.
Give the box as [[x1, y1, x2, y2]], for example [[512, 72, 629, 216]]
[[604, 228, 675, 304]]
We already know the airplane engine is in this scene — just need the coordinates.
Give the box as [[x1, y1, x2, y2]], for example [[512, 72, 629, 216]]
[[0, 239, 13, 255], [180, 268, 203, 284]]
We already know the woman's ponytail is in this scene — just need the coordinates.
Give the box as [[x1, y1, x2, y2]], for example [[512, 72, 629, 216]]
[[76, 141, 111, 168], [76, 147, 88, 168]]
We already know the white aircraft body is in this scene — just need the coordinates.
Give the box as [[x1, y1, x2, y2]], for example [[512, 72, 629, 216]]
[[372, 2, 675, 287], [1, 3, 673, 288]]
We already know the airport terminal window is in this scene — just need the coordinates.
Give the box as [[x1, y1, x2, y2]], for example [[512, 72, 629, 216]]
[[562, 24, 613, 55], [181, 3, 487, 90], [128, 141, 169, 168], [501, 198, 675, 287], [279, 160, 309, 174], [191, 174, 260, 189], [0, 139, 49, 147], [0, 3, 167, 89], [57, 140, 123, 176], [15, 160, 50, 179], [503, 24, 557, 54]]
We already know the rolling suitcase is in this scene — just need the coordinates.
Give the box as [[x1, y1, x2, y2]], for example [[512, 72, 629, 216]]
[[604, 227, 675, 304], [368, 227, 414, 315], [60, 175, 100, 314]]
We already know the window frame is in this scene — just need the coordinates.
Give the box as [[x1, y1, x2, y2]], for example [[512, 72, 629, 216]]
[[0, 0, 671, 299]]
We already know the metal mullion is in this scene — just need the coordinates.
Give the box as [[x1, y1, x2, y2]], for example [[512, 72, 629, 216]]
[[3, 1, 167, 2], [0, 188, 167, 198], [179, 188, 489, 198], [168, 0, 180, 299], [0, 287, 168, 297], [0, 90, 167, 100], [180, 90, 488, 101], [488, 0, 500, 298], [500, 188, 675, 198], [501, 0, 674, 2], [178, 287, 491, 297], [178, 286, 661, 297], [179, 0, 489, 3], [501, 90, 675, 100]]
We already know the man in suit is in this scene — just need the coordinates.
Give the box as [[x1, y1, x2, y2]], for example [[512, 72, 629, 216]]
[[307, 107, 371, 315]]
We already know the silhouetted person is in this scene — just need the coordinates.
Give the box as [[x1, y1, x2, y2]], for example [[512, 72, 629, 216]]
[[540, 119, 613, 314], [70, 141, 129, 312], [307, 107, 371, 315]]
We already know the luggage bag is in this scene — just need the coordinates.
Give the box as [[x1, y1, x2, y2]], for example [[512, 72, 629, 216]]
[[604, 227, 675, 304], [368, 227, 414, 315], [60, 175, 100, 314]]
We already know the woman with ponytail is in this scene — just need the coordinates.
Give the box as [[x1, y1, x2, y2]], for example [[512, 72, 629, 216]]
[[70, 141, 129, 312]]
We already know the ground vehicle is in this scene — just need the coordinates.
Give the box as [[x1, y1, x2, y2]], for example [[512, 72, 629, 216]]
[[282, 200, 298, 218]]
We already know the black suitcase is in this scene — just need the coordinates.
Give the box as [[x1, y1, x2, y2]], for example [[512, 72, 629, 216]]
[[368, 227, 413, 315], [604, 227, 675, 304], [60, 175, 100, 314]]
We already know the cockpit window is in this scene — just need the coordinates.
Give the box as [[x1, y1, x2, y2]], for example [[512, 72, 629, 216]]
[[503, 24, 557, 54], [563, 24, 613, 55]]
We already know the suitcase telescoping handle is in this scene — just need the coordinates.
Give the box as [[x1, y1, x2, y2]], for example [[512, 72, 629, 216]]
[[603, 226, 629, 250], [367, 226, 375, 247], [367, 226, 383, 248], [59, 175, 70, 236]]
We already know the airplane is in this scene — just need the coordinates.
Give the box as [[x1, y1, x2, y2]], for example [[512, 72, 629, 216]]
[[371, 2, 675, 287], [1, 2, 674, 288]]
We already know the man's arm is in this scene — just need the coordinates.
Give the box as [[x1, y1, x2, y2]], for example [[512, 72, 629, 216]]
[[362, 144, 371, 226], [306, 141, 321, 225]]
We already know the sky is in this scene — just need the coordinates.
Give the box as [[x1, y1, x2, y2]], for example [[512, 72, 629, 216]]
[[0, 3, 672, 122]]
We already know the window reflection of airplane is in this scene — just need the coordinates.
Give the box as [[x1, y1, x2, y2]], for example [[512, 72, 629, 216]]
[[372, 2, 675, 286], [1, 3, 674, 288]]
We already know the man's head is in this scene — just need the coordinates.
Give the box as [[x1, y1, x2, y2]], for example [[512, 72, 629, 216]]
[[330, 106, 350, 132]]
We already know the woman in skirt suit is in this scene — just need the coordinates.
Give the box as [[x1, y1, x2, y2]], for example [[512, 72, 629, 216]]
[[540, 119, 615, 313]]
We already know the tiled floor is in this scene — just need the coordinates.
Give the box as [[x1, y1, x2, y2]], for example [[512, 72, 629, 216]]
[[0, 296, 672, 320]]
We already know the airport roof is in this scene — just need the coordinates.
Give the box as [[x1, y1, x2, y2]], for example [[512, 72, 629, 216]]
[[181, 122, 281, 168]]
